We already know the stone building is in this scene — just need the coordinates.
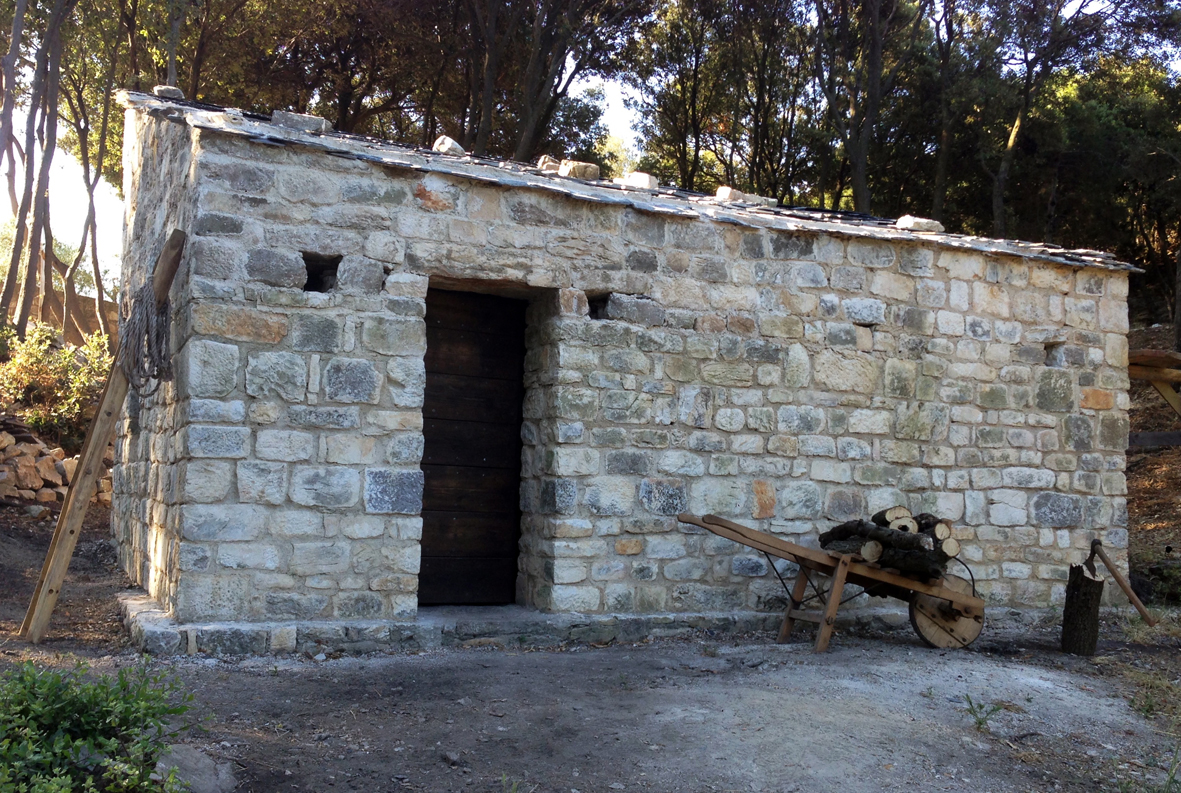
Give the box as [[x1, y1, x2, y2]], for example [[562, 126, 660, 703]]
[[114, 91, 1135, 654]]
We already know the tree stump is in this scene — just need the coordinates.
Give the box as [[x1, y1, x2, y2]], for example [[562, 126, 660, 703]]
[[1061, 564, 1105, 656]]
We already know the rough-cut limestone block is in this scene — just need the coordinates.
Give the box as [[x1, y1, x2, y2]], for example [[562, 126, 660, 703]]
[[323, 357, 382, 404], [246, 352, 308, 402], [363, 468, 424, 514], [183, 339, 239, 398], [289, 466, 361, 508]]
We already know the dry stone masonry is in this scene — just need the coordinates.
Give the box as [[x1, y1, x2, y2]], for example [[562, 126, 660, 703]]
[[114, 91, 1135, 654]]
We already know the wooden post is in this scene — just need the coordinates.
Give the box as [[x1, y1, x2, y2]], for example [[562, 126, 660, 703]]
[[20, 230, 185, 644], [1061, 564, 1105, 656]]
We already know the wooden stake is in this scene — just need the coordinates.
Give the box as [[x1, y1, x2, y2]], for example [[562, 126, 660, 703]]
[[1061, 564, 1105, 656], [20, 230, 185, 644]]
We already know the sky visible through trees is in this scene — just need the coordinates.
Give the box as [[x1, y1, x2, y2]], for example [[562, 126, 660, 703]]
[[0, 0, 1178, 341]]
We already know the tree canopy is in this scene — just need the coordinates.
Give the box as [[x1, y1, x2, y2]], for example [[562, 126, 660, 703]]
[[0, 0, 1178, 340]]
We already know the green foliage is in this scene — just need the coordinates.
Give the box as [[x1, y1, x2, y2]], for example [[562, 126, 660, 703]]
[[962, 694, 1004, 731], [0, 660, 192, 792], [0, 321, 112, 451]]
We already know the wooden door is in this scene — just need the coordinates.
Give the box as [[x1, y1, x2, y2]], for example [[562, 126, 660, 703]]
[[419, 289, 527, 605]]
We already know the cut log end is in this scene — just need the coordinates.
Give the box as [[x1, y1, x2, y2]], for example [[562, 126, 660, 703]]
[[861, 540, 883, 563], [940, 538, 961, 558], [889, 517, 919, 534], [872, 506, 913, 527]]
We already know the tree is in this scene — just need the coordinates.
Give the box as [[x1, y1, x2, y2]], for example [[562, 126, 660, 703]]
[[979, 0, 1138, 238], [811, 0, 931, 214], [624, 0, 727, 192]]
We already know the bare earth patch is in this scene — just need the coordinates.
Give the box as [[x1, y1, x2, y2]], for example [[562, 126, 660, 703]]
[[1127, 324, 1181, 604], [0, 500, 129, 652]]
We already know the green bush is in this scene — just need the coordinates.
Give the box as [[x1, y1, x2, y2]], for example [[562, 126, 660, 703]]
[[0, 661, 192, 792], [0, 321, 111, 452]]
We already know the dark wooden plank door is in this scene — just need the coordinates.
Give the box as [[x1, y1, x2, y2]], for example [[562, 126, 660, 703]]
[[419, 289, 527, 605]]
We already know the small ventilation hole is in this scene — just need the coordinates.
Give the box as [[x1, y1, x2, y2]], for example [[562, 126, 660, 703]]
[[587, 295, 609, 319], [302, 253, 342, 292]]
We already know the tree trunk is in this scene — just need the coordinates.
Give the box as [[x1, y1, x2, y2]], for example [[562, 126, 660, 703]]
[[15, 1, 69, 336], [469, 0, 505, 157], [1173, 242, 1181, 353], [931, 78, 951, 220], [992, 101, 1026, 239], [165, 0, 183, 87], [0, 0, 30, 216], [819, 519, 933, 551], [1061, 564, 1105, 656], [0, 21, 50, 321], [875, 548, 944, 580]]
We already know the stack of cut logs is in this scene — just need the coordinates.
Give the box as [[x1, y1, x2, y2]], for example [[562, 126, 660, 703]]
[[818, 506, 961, 580]]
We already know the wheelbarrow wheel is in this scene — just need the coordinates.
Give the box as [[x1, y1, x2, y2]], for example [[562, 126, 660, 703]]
[[909, 573, 984, 649]]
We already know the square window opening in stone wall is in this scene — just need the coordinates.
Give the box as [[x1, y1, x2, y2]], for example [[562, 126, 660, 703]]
[[418, 287, 528, 605], [587, 294, 610, 319], [302, 253, 342, 292]]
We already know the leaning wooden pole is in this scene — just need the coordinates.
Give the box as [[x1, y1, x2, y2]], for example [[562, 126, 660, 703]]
[[20, 230, 184, 643], [1090, 540, 1157, 627]]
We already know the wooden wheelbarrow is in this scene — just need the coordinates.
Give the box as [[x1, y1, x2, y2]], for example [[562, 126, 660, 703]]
[[678, 513, 986, 652]]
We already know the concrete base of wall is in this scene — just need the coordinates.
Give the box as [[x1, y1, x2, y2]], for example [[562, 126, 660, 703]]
[[118, 590, 921, 656], [120, 590, 1098, 656]]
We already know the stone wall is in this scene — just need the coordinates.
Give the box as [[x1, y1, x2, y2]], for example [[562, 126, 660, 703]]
[[115, 105, 1132, 634], [114, 107, 200, 609]]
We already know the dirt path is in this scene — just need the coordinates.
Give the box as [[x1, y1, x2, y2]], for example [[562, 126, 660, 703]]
[[42, 630, 1172, 793]]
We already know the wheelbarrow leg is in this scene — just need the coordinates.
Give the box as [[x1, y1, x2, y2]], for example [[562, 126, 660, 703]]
[[814, 555, 851, 653], [777, 566, 810, 643]]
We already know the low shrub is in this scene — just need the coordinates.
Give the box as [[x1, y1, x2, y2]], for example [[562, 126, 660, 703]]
[[0, 321, 111, 452], [0, 660, 192, 792]]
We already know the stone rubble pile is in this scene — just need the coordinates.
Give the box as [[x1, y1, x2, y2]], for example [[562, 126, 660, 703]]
[[0, 418, 112, 505]]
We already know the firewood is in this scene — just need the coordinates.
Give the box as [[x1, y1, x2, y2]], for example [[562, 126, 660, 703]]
[[876, 548, 944, 580], [939, 538, 961, 558], [914, 512, 952, 540], [818, 519, 877, 544], [913, 512, 939, 532], [871, 506, 912, 527], [860, 540, 883, 563], [889, 517, 919, 533], [823, 539, 867, 556], [819, 521, 933, 552]]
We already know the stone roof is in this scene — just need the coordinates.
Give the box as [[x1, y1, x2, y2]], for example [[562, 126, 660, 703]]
[[120, 90, 1139, 274]]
